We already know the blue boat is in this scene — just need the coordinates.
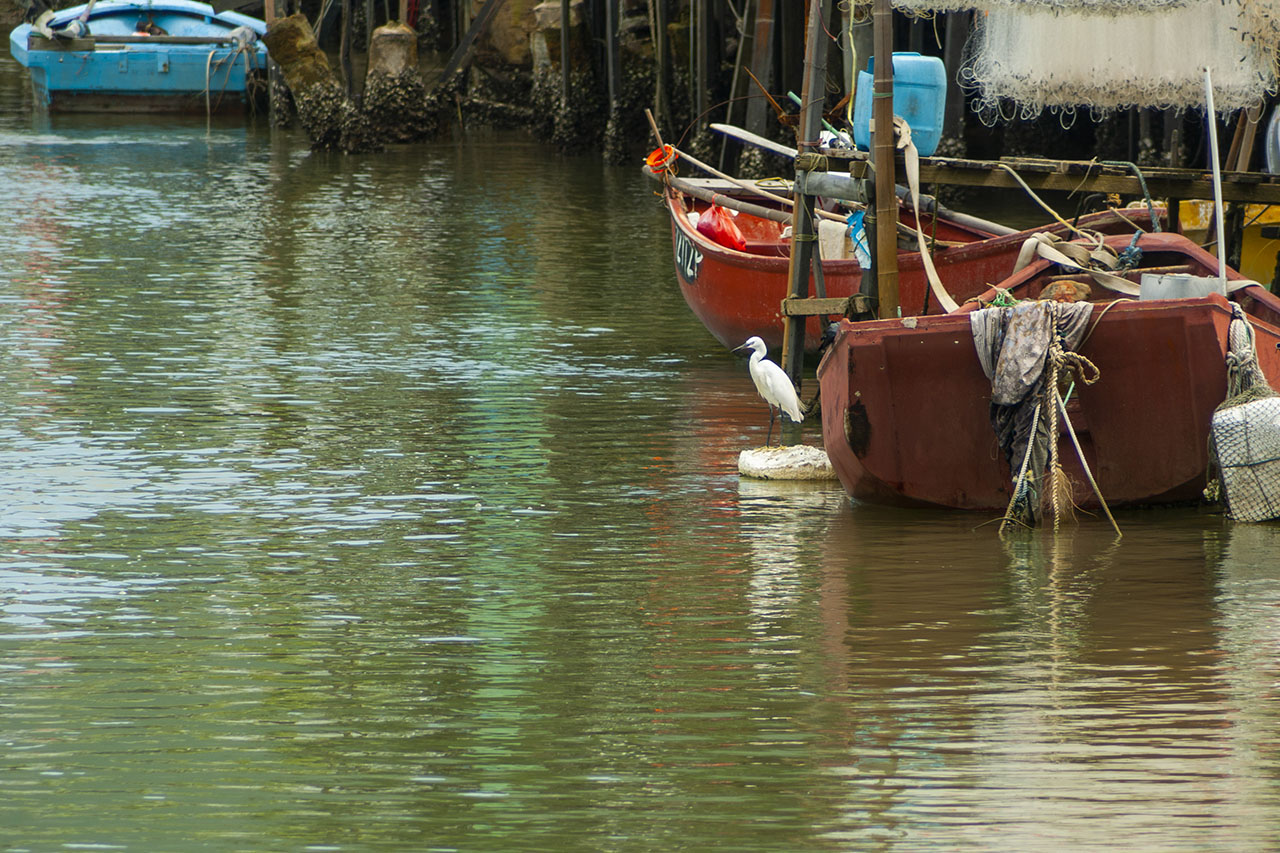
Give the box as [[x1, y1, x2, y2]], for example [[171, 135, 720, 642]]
[[8, 0, 268, 113]]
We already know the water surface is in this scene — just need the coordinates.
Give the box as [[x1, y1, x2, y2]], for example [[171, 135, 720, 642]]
[[2, 55, 1280, 852]]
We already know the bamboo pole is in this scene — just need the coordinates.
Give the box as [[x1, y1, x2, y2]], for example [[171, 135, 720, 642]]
[[872, 0, 899, 318]]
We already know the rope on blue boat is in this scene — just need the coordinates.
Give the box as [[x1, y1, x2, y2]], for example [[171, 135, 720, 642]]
[[205, 49, 216, 130], [205, 27, 262, 127]]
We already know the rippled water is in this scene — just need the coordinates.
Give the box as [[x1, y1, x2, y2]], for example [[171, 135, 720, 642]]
[[3, 55, 1280, 852]]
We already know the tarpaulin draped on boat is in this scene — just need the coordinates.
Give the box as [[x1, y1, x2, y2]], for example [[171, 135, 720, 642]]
[[971, 301, 1095, 522]]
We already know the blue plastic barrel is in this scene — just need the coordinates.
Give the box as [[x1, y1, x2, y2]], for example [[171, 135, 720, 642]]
[[852, 52, 947, 157]]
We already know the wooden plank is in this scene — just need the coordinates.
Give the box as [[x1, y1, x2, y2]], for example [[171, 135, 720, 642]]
[[913, 163, 1280, 204], [437, 0, 506, 82], [828, 147, 1280, 203], [782, 296, 852, 316]]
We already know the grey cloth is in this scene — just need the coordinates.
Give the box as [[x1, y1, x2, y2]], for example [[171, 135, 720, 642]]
[[971, 301, 1094, 405]]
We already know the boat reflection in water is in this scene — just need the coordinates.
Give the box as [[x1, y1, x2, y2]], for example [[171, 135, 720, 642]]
[[810, 508, 1280, 848]]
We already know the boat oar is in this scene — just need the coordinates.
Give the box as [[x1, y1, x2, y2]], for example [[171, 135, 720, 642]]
[[709, 122, 1016, 237], [710, 122, 798, 159], [665, 142, 852, 224]]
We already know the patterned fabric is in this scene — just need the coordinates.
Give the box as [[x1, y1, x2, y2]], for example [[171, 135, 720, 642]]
[[971, 301, 1095, 405], [970, 301, 1096, 524]]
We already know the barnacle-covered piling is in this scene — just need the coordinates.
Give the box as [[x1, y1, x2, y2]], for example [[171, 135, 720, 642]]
[[262, 13, 380, 153]]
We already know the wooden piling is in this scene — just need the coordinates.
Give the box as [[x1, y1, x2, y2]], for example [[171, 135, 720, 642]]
[[604, 0, 619, 111], [560, 0, 570, 103], [742, 0, 775, 143], [695, 0, 710, 125], [780, 0, 832, 385]]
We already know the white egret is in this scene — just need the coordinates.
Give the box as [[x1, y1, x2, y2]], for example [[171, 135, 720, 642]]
[[733, 336, 804, 446]]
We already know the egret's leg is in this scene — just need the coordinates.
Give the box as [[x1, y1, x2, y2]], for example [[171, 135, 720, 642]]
[[766, 406, 776, 446]]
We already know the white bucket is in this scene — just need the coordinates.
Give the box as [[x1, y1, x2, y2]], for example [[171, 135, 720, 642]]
[[1139, 273, 1226, 300]]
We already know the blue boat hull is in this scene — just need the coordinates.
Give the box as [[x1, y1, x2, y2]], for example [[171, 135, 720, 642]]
[[9, 0, 269, 113]]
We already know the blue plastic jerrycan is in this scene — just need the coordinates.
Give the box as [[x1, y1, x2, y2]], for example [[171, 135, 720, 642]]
[[852, 52, 947, 157]]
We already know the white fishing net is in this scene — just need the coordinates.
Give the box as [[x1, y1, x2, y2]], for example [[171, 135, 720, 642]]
[[894, 0, 1190, 13], [960, 0, 1280, 116]]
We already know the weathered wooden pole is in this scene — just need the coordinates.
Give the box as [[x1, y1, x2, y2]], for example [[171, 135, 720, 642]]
[[605, 0, 619, 111], [871, 0, 899, 318], [742, 0, 775, 141], [560, 0, 570, 102], [652, 0, 671, 133], [340, 0, 354, 96], [695, 0, 710, 125], [941, 13, 966, 149], [718, 0, 754, 170], [779, 0, 831, 384]]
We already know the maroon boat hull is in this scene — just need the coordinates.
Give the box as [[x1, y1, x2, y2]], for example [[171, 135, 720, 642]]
[[817, 234, 1280, 510]]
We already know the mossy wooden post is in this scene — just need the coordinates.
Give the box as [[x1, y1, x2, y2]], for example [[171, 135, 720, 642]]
[[363, 22, 431, 141], [780, 0, 831, 385], [263, 13, 376, 152]]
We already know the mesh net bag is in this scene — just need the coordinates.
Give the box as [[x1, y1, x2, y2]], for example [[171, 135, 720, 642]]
[[1212, 398, 1280, 522], [1211, 312, 1280, 523]]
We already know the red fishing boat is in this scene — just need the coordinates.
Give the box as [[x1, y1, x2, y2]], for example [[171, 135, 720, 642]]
[[816, 231, 1280, 511], [659, 174, 1165, 352]]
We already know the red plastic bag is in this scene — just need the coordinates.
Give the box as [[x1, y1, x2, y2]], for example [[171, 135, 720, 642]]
[[696, 205, 747, 252]]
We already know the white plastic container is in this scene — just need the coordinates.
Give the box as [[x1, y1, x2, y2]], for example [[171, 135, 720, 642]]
[[1139, 273, 1226, 300]]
